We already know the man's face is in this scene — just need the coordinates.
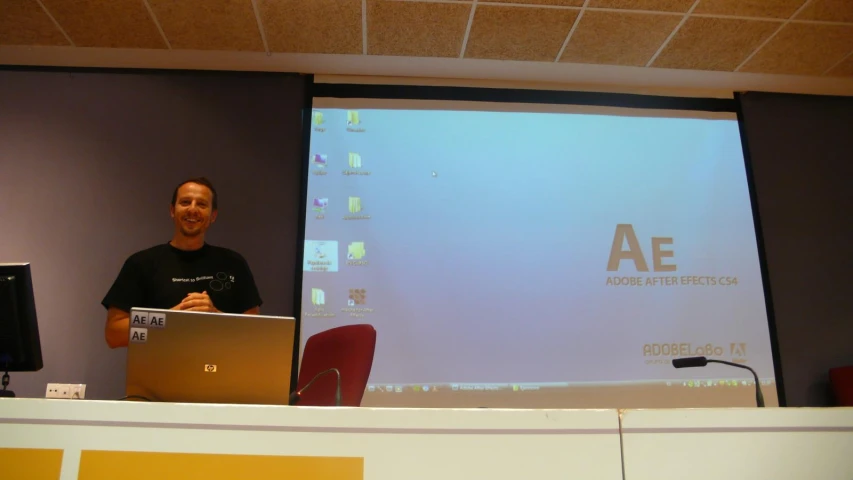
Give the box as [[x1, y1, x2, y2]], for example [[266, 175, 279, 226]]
[[170, 182, 217, 237]]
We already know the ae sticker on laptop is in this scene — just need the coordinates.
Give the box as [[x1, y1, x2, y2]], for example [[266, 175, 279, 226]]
[[130, 327, 148, 344]]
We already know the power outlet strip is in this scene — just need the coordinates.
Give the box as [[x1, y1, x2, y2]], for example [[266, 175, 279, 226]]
[[45, 383, 86, 399]]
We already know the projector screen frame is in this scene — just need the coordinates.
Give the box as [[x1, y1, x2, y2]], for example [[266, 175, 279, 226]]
[[295, 81, 786, 407], [733, 91, 787, 407], [289, 73, 317, 396]]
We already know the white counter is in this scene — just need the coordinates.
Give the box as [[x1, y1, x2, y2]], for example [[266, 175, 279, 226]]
[[0, 398, 623, 480], [621, 407, 853, 480]]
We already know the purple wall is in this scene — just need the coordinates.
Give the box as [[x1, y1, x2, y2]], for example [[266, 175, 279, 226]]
[[739, 91, 853, 406], [1, 71, 849, 406], [0, 69, 307, 399]]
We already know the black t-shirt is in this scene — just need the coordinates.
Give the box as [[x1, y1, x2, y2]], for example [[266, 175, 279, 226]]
[[102, 243, 262, 314]]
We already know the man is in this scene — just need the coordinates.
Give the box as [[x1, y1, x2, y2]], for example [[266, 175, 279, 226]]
[[102, 177, 262, 348]]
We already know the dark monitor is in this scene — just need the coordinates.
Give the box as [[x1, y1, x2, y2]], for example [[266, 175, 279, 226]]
[[0, 263, 43, 397]]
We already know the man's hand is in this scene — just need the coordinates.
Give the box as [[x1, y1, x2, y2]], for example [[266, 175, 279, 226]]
[[174, 291, 219, 313]]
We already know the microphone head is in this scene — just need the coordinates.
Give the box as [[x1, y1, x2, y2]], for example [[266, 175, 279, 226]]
[[672, 356, 708, 368]]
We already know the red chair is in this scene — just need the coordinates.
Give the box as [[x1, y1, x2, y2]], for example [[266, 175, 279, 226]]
[[292, 324, 376, 407], [829, 366, 853, 407]]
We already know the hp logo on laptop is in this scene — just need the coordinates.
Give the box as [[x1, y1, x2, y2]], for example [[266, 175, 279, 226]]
[[204, 364, 217, 373]]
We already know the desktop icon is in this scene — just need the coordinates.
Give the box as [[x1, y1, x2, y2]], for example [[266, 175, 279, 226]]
[[348, 288, 366, 306], [312, 197, 328, 213], [311, 288, 325, 306], [348, 196, 362, 213], [313, 154, 327, 168], [347, 110, 360, 126], [302, 240, 339, 272], [348, 152, 362, 168], [313, 111, 324, 125], [347, 242, 366, 260]]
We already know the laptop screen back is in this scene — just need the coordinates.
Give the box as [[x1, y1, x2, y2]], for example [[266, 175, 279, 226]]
[[126, 308, 295, 405]]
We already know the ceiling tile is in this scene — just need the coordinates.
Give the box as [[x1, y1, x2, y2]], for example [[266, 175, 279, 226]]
[[147, 0, 263, 51], [484, 0, 584, 6], [693, 0, 807, 19], [465, 5, 579, 61], [826, 53, 853, 77], [587, 0, 695, 13], [740, 23, 853, 75], [652, 17, 780, 71], [367, 0, 471, 57], [40, 0, 165, 48], [560, 11, 681, 66], [795, 0, 853, 23], [0, 0, 68, 46], [260, 0, 361, 54]]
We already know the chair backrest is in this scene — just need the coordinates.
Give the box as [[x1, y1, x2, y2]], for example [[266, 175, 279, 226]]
[[296, 324, 376, 407], [829, 366, 853, 406]]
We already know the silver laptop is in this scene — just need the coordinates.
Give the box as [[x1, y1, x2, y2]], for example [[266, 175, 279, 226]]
[[125, 308, 295, 405]]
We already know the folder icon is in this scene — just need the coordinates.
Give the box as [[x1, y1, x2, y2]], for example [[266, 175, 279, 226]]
[[313, 111, 324, 125], [348, 196, 362, 213], [348, 153, 362, 169], [312, 197, 328, 212], [348, 242, 366, 260], [311, 288, 325, 306], [347, 110, 360, 126]]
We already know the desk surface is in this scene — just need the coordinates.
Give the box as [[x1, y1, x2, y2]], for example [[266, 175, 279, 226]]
[[621, 407, 853, 480], [0, 398, 623, 480], [3, 399, 853, 480]]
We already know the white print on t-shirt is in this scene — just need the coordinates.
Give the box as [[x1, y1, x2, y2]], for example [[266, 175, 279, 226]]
[[172, 276, 214, 282], [172, 272, 235, 292]]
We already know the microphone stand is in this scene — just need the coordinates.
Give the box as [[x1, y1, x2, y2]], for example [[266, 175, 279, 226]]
[[1, 359, 14, 398], [289, 368, 341, 406], [673, 357, 765, 407]]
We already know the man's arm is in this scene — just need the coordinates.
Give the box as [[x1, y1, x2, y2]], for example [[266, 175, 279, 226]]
[[102, 254, 147, 348], [105, 307, 130, 349], [235, 253, 263, 316]]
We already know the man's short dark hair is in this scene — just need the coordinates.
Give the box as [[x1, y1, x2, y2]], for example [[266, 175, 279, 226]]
[[171, 177, 218, 210]]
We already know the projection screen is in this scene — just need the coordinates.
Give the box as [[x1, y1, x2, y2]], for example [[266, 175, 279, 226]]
[[299, 93, 780, 409]]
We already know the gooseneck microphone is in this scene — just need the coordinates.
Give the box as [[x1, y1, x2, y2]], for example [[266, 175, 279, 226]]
[[672, 356, 765, 408], [0, 358, 14, 398], [288, 368, 342, 407]]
